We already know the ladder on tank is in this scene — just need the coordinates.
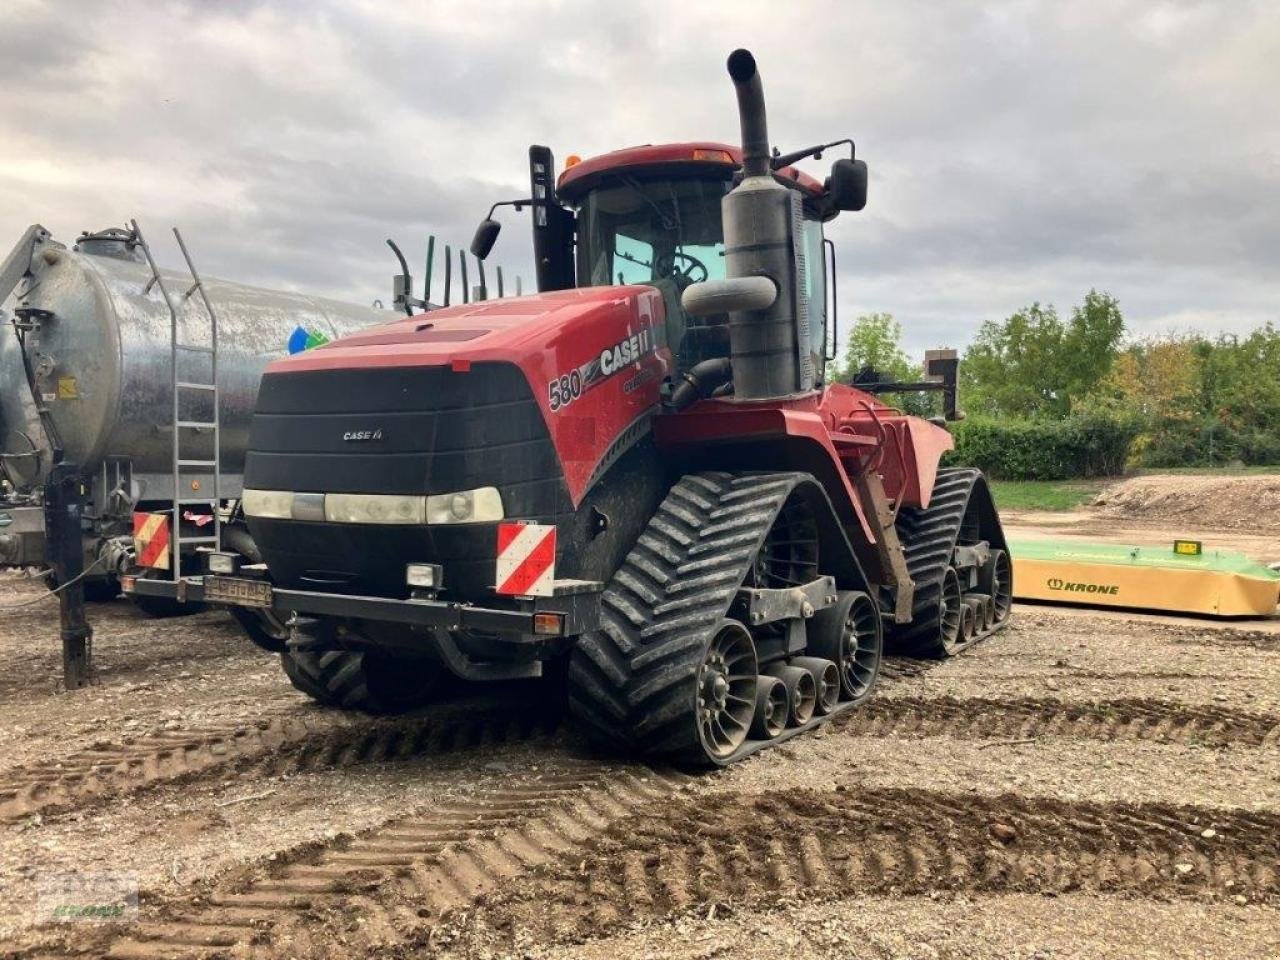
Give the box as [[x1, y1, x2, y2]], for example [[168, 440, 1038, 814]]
[[131, 220, 222, 581]]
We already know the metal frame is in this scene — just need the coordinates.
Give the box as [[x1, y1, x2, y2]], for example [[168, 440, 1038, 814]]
[[125, 575, 602, 637], [131, 221, 222, 580]]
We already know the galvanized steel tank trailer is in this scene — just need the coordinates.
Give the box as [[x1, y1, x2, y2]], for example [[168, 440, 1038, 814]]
[[0, 224, 391, 592]]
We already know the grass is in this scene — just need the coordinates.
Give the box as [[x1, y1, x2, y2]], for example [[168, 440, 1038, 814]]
[[987, 479, 1105, 512], [987, 463, 1280, 513]]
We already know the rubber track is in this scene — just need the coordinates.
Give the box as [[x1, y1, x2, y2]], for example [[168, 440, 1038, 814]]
[[839, 696, 1280, 748], [0, 706, 562, 825], [568, 472, 808, 760], [891, 467, 993, 651], [461, 786, 1280, 945], [27, 766, 692, 959]]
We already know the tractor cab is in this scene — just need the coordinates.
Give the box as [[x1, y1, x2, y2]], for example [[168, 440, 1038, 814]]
[[472, 142, 862, 381]]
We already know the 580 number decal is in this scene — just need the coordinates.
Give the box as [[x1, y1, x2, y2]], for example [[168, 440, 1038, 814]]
[[548, 370, 584, 412], [547, 325, 658, 413]]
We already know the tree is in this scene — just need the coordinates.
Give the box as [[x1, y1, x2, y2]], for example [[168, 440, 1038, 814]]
[[829, 313, 933, 416], [961, 290, 1125, 418]]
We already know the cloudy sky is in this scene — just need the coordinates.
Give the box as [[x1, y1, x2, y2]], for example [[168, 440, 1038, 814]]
[[2, 0, 1276, 356]]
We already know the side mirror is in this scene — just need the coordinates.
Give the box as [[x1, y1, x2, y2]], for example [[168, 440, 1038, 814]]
[[827, 158, 868, 212], [470, 218, 501, 260]]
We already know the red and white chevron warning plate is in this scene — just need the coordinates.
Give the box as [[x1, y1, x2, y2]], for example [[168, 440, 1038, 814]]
[[495, 522, 556, 597], [133, 512, 171, 570]]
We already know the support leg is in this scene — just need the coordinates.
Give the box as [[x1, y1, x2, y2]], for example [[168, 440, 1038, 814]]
[[44, 465, 93, 689]]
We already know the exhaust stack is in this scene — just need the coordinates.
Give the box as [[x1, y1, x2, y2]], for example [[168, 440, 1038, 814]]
[[683, 49, 815, 401]]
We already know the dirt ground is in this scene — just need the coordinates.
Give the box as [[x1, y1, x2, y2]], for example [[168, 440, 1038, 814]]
[[0, 497, 1277, 960], [1091, 473, 1280, 535]]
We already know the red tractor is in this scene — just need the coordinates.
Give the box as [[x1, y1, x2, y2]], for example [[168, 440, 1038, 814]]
[[126, 49, 1010, 765]]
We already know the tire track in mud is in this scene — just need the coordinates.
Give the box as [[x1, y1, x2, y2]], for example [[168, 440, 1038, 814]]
[[839, 696, 1280, 748], [0, 652, 942, 825], [23, 764, 692, 960], [875, 654, 944, 683], [0, 703, 565, 825], [459, 786, 1280, 948]]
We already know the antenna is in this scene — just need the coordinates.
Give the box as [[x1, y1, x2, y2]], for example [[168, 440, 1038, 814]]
[[443, 244, 452, 306], [423, 235, 435, 304]]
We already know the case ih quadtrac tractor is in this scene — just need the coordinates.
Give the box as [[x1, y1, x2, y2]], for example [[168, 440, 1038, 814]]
[[125, 49, 1011, 765]]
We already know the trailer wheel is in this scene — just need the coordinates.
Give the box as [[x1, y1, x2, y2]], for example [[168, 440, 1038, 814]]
[[280, 648, 439, 714], [221, 525, 287, 652], [132, 594, 208, 618], [82, 577, 121, 603], [231, 608, 289, 654]]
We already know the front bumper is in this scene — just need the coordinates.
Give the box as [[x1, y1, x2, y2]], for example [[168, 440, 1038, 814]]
[[121, 574, 602, 638]]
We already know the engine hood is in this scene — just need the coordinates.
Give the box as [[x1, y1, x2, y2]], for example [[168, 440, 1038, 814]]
[[262, 285, 672, 502]]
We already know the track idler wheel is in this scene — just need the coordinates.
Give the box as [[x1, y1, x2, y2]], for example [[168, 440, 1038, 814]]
[[978, 548, 1013, 624], [695, 619, 759, 762], [750, 675, 789, 740], [791, 656, 839, 715], [806, 590, 882, 704], [764, 663, 816, 726]]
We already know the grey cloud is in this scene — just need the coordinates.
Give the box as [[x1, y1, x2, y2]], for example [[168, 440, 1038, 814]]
[[0, 0, 1276, 357]]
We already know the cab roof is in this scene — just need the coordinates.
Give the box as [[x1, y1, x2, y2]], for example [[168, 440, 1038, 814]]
[[556, 141, 826, 203]]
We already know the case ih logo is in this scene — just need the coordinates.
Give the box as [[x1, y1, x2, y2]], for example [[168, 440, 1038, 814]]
[[548, 325, 657, 412], [343, 429, 383, 442], [1047, 577, 1119, 595]]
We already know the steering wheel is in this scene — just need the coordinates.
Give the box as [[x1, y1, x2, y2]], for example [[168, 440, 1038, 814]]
[[654, 250, 709, 286]]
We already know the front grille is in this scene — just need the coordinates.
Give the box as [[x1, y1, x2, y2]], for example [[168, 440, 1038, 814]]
[[243, 362, 571, 599]]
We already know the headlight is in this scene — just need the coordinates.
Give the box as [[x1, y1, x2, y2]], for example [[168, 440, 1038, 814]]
[[241, 487, 503, 525], [425, 487, 504, 524], [242, 489, 294, 519], [325, 493, 427, 525]]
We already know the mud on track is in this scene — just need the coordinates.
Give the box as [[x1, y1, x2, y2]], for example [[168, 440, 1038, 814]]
[[452, 785, 1280, 949]]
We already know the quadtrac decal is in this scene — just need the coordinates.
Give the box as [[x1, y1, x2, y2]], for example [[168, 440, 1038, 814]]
[[548, 324, 658, 412]]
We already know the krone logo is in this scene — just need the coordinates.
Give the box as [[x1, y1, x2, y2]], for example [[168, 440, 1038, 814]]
[[1048, 577, 1119, 595]]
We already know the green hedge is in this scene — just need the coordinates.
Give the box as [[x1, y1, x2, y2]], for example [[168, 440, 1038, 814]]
[[1138, 417, 1280, 468], [946, 414, 1139, 480]]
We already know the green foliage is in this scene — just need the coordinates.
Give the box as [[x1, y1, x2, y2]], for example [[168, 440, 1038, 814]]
[[961, 290, 1124, 418], [947, 413, 1140, 481], [828, 313, 934, 416], [955, 290, 1280, 478]]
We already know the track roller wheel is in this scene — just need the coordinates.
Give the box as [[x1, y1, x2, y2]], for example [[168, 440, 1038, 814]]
[[695, 619, 759, 761], [806, 590, 882, 704], [791, 656, 839, 715], [978, 548, 1013, 623], [926, 567, 965, 657], [750, 675, 788, 740], [280, 648, 439, 714], [968, 591, 994, 631], [960, 601, 977, 642], [764, 663, 816, 726]]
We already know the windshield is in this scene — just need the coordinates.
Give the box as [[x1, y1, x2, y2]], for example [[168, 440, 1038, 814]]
[[575, 173, 828, 379], [577, 176, 730, 370]]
